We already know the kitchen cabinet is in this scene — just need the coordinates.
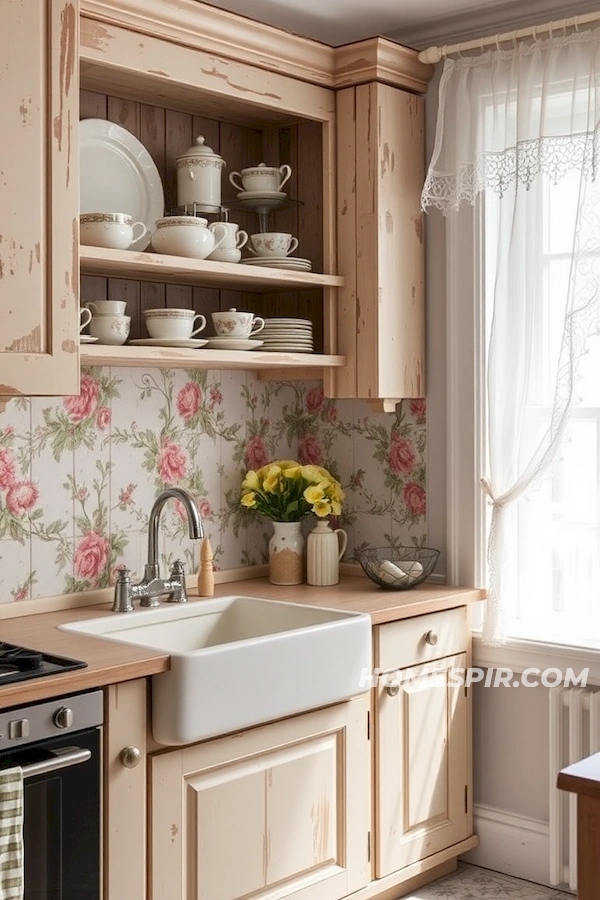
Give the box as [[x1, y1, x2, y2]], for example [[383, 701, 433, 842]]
[[334, 83, 425, 411], [0, 0, 80, 400], [373, 607, 473, 877], [0, 0, 431, 395], [149, 693, 371, 900]]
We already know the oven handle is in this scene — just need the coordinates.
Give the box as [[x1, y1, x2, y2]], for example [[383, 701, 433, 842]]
[[18, 747, 92, 779]]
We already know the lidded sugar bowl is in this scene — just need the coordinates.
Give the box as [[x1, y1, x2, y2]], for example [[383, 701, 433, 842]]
[[175, 136, 226, 212]]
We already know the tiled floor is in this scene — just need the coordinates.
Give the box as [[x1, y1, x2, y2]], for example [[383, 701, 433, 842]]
[[404, 863, 572, 899]]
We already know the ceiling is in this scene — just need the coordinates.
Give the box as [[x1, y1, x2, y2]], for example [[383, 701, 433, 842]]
[[200, 0, 600, 48]]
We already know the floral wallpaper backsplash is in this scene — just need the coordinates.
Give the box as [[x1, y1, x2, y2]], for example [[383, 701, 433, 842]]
[[0, 368, 426, 602]]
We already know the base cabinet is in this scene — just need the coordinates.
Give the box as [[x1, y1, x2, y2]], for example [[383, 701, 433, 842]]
[[373, 608, 473, 878], [149, 695, 371, 900]]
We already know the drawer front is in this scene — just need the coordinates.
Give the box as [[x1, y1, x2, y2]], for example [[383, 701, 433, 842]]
[[375, 606, 468, 671]]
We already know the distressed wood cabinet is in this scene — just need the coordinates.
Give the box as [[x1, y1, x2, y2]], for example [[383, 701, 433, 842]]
[[373, 608, 474, 878], [149, 694, 371, 900], [0, 0, 80, 399]]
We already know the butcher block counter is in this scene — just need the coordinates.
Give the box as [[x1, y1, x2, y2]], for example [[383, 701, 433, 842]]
[[0, 573, 485, 709]]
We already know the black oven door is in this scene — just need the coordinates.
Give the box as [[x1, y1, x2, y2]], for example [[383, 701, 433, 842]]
[[0, 727, 101, 900]]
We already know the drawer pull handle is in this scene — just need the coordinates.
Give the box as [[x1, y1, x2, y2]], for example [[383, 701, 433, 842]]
[[384, 682, 400, 697], [425, 629, 439, 646], [120, 746, 142, 768]]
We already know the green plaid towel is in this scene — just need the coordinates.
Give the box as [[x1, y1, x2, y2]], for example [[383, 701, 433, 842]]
[[0, 768, 23, 900]]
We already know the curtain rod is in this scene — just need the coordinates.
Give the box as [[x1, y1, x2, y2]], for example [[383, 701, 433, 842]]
[[417, 11, 600, 64]]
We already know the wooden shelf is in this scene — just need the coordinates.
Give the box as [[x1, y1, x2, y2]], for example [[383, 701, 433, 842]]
[[79, 247, 345, 291], [80, 344, 346, 371]]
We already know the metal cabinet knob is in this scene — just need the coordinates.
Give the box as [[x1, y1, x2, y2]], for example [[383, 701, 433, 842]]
[[53, 707, 74, 729], [384, 681, 400, 697], [120, 746, 142, 768], [425, 629, 439, 646]]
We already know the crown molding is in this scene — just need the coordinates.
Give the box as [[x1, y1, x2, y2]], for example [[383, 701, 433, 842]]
[[392, 0, 600, 50], [81, 0, 431, 93], [334, 37, 433, 92]]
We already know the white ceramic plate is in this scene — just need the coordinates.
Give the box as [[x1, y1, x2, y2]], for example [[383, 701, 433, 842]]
[[79, 335, 98, 343], [264, 318, 313, 325], [237, 190, 287, 201], [80, 119, 165, 251], [129, 338, 208, 349], [244, 256, 312, 265], [205, 338, 264, 351]]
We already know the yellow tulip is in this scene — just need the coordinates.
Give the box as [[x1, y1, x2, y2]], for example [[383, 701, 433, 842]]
[[313, 499, 332, 517], [241, 491, 257, 508], [242, 470, 260, 490], [304, 484, 325, 504]]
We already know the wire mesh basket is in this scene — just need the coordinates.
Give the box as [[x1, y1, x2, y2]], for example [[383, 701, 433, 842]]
[[356, 547, 440, 590]]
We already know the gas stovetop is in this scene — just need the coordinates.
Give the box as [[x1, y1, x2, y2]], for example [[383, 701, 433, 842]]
[[0, 642, 87, 685]]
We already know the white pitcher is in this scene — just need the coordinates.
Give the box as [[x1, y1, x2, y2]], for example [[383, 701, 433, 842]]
[[306, 519, 348, 586]]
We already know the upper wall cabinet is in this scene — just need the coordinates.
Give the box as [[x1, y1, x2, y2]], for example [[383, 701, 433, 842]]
[[0, 0, 80, 399], [334, 83, 426, 411]]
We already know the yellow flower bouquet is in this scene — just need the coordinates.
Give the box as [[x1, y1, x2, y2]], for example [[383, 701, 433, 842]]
[[241, 459, 344, 522]]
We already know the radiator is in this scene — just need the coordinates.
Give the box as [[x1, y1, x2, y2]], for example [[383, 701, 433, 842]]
[[549, 686, 600, 889]]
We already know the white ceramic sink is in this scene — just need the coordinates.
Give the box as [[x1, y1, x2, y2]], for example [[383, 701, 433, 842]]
[[61, 595, 372, 745]]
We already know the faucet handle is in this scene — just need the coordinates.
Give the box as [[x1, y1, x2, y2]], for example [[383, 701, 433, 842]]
[[168, 560, 188, 603], [112, 567, 134, 613]]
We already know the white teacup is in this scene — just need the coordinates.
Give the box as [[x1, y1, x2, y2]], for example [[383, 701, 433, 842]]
[[248, 233, 299, 258], [80, 213, 147, 250], [89, 314, 131, 345], [145, 308, 207, 340], [229, 163, 292, 194], [207, 222, 248, 254], [79, 307, 92, 333], [212, 308, 265, 338], [85, 300, 127, 316]]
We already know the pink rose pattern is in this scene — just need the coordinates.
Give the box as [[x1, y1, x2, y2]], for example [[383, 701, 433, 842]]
[[63, 373, 99, 422], [0, 373, 426, 602], [177, 382, 201, 421], [158, 438, 188, 484], [73, 531, 109, 582]]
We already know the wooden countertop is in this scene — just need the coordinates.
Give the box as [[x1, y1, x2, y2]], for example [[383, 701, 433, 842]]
[[0, 575, 484, 709]]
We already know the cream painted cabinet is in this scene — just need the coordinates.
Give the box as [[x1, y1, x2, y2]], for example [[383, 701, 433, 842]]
[[0, 0, 80, 399], [334, 81, 426, 411], [149, 694, 371, 900], [373, 608, 473, 877]]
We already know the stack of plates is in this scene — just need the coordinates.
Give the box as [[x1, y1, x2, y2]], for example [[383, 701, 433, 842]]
[[261, 318, 314, 353], [243, 256, 312, 272]]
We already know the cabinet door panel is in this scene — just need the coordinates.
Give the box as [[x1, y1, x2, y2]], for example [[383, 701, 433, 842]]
[[0, 0, 79, 397], [375, 652, 468, 876], [150, 697, 370, 900]]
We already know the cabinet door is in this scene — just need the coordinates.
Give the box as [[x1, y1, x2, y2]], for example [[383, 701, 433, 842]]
[[0, 0, 80, 398], [150, 696, 370, 900], [375, 652, 469, 876]]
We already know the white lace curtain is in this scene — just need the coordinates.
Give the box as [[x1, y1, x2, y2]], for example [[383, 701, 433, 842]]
[[422, 29, 600, 644]]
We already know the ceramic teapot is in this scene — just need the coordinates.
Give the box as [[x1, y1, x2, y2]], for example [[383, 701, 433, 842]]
[[175, 136, 226, 212], [306, 519, 348, 586]]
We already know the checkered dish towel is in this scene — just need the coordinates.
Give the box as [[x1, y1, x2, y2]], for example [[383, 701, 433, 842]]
[[0, 767, 23, 900]]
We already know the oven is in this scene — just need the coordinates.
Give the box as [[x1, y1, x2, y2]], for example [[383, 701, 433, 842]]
[[0, 690, 103, 900]]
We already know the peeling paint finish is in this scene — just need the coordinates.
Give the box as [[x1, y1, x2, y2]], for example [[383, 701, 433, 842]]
[[199, 66, 281, 101], [341, 200, 348, 216], [19, 96, 32, 126], [381, 142, 390, 178], [61, 339, 77, 353], [6, 326, 41, 354], [385, 210, 393, 234], [80, 20, 112, 52], [54, 3, 76, 152], [170, 823, 178, 841], [413, 215, 423, 244], [147, 69, 171, 78], [71, 216, 78, 301], [0, 387, 21, 398]]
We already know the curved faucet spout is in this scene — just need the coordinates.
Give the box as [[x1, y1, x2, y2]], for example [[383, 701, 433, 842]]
[[147, 488, 204, 572]]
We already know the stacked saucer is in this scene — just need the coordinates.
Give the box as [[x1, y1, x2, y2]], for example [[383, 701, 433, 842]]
[[261, 318, 314, 353], [244, 256, 312, 272]]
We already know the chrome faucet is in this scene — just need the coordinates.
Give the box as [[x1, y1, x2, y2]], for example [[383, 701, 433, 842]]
[[112, 488, 204, 612]]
